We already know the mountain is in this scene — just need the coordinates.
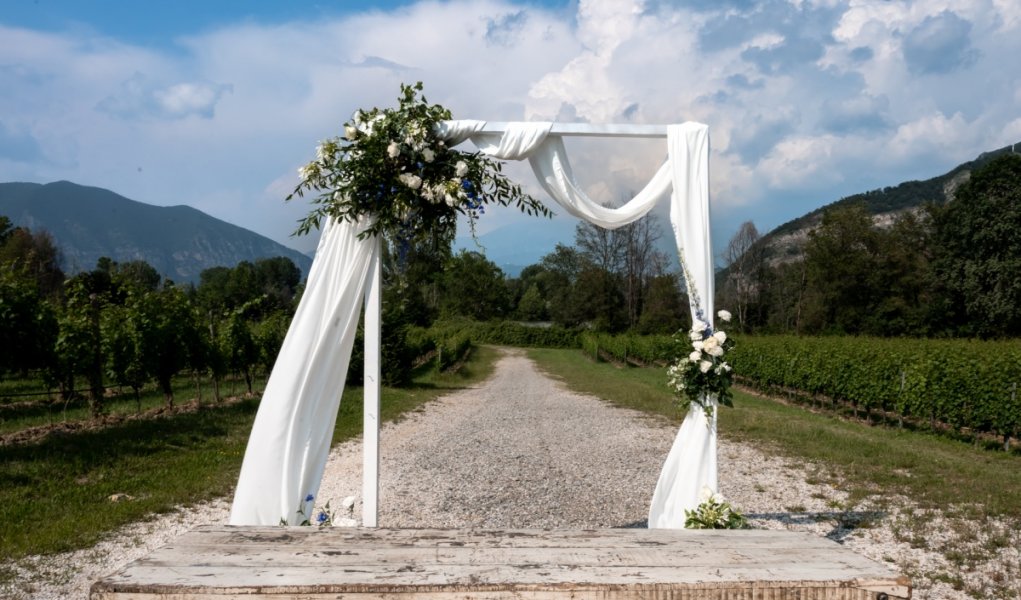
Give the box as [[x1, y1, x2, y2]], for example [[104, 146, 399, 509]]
[[0, 181, 312, 283], [759, 140, 1021, 264], [454, 217, 576, 277]]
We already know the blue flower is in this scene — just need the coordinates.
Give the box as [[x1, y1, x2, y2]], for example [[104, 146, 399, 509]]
[[316, 511, 329, 524], [305, 493, 315, 502], [461, 179, 474, 191]]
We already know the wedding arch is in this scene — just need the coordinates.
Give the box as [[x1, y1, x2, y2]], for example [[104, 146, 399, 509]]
[[228, 118, 717, 529]]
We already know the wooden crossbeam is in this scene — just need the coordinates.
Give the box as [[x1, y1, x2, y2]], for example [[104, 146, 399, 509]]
[[445, 121, 670, 138]]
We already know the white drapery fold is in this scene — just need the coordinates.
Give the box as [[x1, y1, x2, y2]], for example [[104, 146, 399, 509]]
[[230, 120, 713, 529], [453, 122, 716, 528], [229, 217, 378, 525]]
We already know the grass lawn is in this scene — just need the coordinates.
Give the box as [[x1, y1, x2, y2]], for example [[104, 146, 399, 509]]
[[0, 346, 497, 562], [527, 347, 1021, 520]]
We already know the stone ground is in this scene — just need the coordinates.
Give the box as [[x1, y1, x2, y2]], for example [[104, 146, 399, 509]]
[[4, 347, 1018, 599]]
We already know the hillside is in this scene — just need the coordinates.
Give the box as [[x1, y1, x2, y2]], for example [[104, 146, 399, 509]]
[[0, 181, 312, 283], [760, 140, 1021, 263]]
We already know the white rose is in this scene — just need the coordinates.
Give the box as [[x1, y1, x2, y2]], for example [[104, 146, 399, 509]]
[[699, 485, 714, 502], [688, 351, 701, 363], [700, 360, 713, 373], [689, 331, 702, 341], [707, 345, 724, 357], [455, 161, 469, 177], [713, 331, 727, 343], [422, 148, 435, 162], [718, 309, 732, 322], [344, 125, 358, 139], [445, 192, 458, 207], [387, 142, 400, 159], [692, 320, 708, 333], [398, 173, 422, 189], [692, 341, 704, 351], [702, 336, 719, 350]]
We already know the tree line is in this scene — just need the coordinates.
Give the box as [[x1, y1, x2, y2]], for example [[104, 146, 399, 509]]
[[0, 214, 302, 416], [388, 208, 689, 336], [718, 154, 1021, 338]]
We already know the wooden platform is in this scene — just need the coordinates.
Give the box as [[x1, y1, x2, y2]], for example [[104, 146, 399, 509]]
[[91, 527, 911, 599]]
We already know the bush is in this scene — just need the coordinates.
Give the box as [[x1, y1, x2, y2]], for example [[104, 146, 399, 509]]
[[729, 335, 1021, 446]]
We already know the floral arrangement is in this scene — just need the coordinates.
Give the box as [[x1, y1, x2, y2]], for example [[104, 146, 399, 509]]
[[666, 309, 735, 417], [287, 82, 551, 244], [684, 486, 748, 529], [283, 493, 357, 527]]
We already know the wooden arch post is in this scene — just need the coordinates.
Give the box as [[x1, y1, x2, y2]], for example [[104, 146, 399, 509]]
[[360, 122, 671, 526]]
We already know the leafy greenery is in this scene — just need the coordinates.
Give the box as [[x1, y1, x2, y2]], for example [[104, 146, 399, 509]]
[[719, 153, 1021, 338], [728, 335, 1021, 447], [0, 346, 499, 560], [526, 347, 1021, 519], [684, 493, 748, 529], [288, 82, 550, 243]]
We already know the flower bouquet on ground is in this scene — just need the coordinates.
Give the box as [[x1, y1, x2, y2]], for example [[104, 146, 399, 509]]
[[666, 309, 735, 417], [684, 485, 748, 529], [288, 82, 551, 245]]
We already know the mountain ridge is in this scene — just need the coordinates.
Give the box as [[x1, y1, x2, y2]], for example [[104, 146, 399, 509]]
[[0, 180, 312, 283], [759, 139, 1021, 263]]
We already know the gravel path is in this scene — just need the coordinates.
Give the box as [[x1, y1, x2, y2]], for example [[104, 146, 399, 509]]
[[5, 347, 1018, 599]]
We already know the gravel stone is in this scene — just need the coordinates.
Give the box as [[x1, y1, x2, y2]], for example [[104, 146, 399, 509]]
[[4, 347, 1017, 599]]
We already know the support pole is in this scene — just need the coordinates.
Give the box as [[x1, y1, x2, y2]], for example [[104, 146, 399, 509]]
[[362, 239, 381, 527]]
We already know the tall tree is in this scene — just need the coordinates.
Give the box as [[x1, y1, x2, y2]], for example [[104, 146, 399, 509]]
[[439, 250, 508, 320], [802, 204, 881, 334], [57, 274, 108, 416], [619, 212, 664, 329], [930, 154, 1021, 336], [720, 221, 763, 332]]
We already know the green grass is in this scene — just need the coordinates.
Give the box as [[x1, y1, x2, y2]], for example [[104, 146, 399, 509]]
[[0, 374, 257, 435], [527, 347, 1021, 520], [0, 346, 497, 562]]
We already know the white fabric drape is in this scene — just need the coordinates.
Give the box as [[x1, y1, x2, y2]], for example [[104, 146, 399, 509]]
[[230, 120, 713, 528], [229, 217, 378, 525], [452, 122, 716, 528]]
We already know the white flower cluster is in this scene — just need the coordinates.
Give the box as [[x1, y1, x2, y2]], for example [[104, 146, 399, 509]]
[[667, 309, 736, 412], [687, 310, 732, 376]]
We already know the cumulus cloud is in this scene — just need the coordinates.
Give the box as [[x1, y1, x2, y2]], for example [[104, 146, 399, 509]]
[[0, 121, 44, 162], [902, 10, 979, 75], [97, 74, 233, 119], [1, 0, 1019, 255]]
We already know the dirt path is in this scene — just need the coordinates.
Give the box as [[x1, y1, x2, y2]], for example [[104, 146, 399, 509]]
[[5, 347, 1012, 599]]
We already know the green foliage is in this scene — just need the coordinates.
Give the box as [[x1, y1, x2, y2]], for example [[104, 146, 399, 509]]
[[684, 494, 748, 529], [289, 82, 550, 243], [439, 250, 509, 320], [0, 269, 57, 378], [528, 347, 1021, 524], [56, 276, 107, 415], [931, 155, 1021, 337], [134, 285, 204, 406], [729, 335, 1021, 444], [636, 273, 687, 334], [581, 331, 674, 365]]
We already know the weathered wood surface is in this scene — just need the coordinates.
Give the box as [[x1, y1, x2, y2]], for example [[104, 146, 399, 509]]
[[91, 527, 910, 600]]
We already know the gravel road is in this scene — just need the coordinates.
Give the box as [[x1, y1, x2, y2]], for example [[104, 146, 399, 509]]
[[5, 347, 1017, 599]]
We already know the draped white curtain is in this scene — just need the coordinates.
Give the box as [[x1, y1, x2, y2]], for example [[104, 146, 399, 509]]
[[230, 121, 714, 528]]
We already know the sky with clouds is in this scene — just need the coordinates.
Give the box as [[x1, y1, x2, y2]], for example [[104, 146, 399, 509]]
[[1, 0, 1020, 265]]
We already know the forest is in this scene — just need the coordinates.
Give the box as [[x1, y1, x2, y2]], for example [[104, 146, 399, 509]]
[[1, 154, 1019, 410]]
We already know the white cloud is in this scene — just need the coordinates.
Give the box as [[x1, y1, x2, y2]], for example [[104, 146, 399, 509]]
[[1, 0, 1019, 257]]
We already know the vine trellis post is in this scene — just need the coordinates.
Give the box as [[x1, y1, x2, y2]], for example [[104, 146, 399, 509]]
[[360, 122, 672, 526]]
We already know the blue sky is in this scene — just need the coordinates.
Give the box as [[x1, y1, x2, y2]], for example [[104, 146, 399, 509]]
[[2, 0, 1020, 267]]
